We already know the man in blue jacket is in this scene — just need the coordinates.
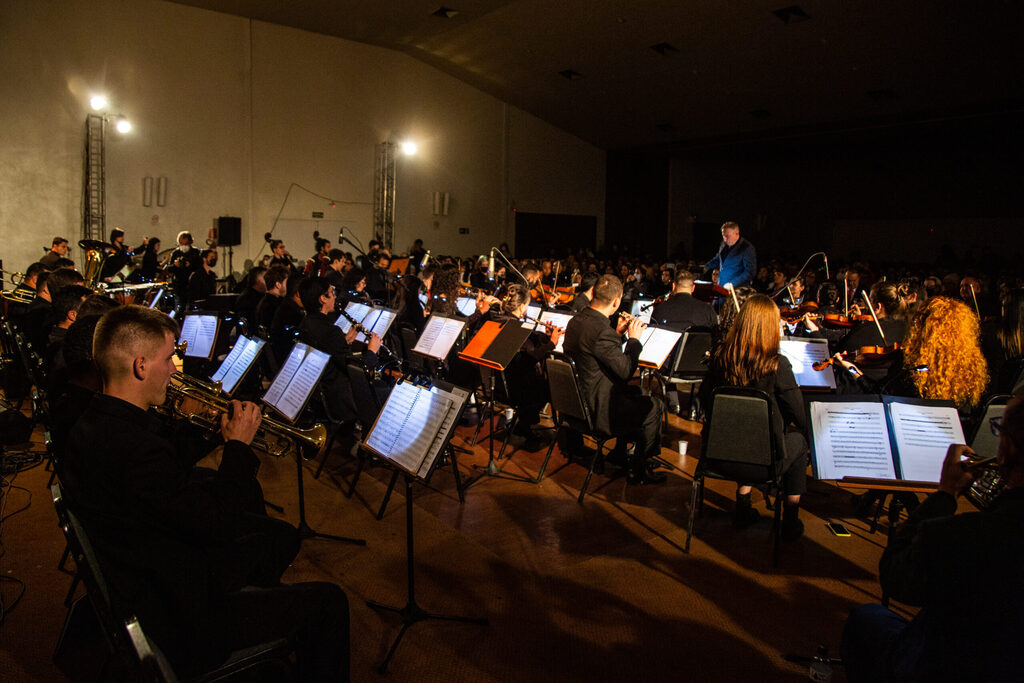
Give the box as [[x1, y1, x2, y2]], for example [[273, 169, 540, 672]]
[[705, 221, 756, 288]]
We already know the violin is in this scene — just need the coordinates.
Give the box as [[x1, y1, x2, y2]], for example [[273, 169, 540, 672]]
[[812, 343, 901, 371], [779, 301, 819, 321]]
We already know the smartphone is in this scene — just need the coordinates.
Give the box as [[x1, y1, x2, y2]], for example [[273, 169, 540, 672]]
[[826, 521, 851, 537]]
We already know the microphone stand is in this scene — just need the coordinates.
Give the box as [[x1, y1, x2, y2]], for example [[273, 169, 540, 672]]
[[770, 251, 828, 301], [490, 247, 528, 287]]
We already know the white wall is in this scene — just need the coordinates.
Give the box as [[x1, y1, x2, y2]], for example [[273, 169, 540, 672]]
[[0, 0, 605, 277]]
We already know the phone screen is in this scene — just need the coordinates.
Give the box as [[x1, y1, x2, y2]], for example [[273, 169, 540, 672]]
[[826, 522, 851, 536]]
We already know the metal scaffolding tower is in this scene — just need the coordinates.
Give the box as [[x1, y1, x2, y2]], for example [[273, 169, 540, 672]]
[[83, 114, 106, 244], [373, 141, 396, 249]]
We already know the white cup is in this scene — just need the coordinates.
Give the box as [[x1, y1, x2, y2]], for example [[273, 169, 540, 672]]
[[678, 440, 688, 455]]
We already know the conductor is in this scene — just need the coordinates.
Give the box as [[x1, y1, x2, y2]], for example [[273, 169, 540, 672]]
[[704, 221, 756, 288]]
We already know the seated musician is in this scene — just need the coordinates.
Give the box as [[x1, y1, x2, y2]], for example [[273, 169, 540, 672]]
[[996, 288, 1024, 394], [337, 267, 371, 309], [98, 227, 132, 281], [6, 261, 45, 320], [488, 284, 561, 449], [779, 276, 809, 308], [324, 248, 347, 296], [269, 271, 306, 363], [186, 248, 219, 308], [21, 268, 86, 351], [395, 264, 434, 335], [44, 284, 90, 370], [304, 235, 331, 277], [700, 294, 808, 540], [469, 255, 492, 291], [563, 275, 666, 485], [651, 270, 717, 332], [63, 305, 350, 680], [297, 277, 381, 426], [841, 396, 1024, 683], [139, 237, 162, 282], [232, 265, 266, 325], [254, 265, 289, 334], [570, 272, 598, 314]]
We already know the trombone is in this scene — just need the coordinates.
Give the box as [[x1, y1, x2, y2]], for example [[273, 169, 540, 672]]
[[165, 372, 327, 460]]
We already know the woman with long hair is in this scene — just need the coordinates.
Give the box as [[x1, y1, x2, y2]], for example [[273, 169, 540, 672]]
[[996, 288, 1024, 393], [701, 294, 809, 540]]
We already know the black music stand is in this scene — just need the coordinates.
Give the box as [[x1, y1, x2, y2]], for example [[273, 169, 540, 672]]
[[457, 320, 536, 488], [293, 437, 366, 546], [362, 379, 485, 672]]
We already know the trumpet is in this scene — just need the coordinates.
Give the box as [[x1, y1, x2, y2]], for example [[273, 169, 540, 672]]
[[165, 373, 327, 460]]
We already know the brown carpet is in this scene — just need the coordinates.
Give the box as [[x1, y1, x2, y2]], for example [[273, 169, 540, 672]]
[[0, 408, 930, 681]]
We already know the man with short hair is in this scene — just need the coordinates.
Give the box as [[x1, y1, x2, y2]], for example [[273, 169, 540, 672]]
[[255, 265, 289, 333], [842, 396, 1024, 682], [39, 236, 70, 268], [45, 284, 91, 368], [563, 275, 666, 484], [652, 271, 717, 331], [570, 273, 599, 313], [186, 248, 218, 307], [64, 305, 348, 680], [232, 266, 266, 324], [704, 221, 756, 288]]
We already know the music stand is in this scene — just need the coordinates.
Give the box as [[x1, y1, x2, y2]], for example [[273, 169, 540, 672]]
[[263, 343, 366, 547], [362, 379, 485, 673], [457, 319, 536, 488]]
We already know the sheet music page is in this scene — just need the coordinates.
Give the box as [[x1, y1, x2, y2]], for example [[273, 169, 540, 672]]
[[540, 311, 573, 353], [779, 338, 836, 389], [369, 308, 396, 338], [212, 336, 263, 395], [277, 347, 329, 422], [345, 302, 373, 324], [888, 401, 965, 482], [388, 390, 452, 473], [810, 401, 896, 480], [334, 314, 353, 333], [414, 316, 444, 355], [417, 385, 469, 478], [183, 315, 218, 359], [262, 343, 305, 409], [638, 327, 682, 368], [415, 317, 465, 359], [178, 315, 198, 354], [456, 297, 477, 317], [365, 382, 420, 461], [631, 300, 654, 325], [525, 304, 541, 321], [355, 309, 380, 343]]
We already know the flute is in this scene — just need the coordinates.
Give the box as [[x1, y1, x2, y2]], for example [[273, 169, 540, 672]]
[[617, 312, 649, 328]]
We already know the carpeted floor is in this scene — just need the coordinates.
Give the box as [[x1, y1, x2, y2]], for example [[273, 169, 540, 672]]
[[0, 405, 931, 681]]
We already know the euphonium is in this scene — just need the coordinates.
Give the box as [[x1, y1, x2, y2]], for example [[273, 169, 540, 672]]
[[165, 374, 327, 460], [82, 248, 106, 288], [966, 458, 1005, 510]]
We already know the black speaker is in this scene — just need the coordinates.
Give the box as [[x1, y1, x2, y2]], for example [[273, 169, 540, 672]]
[[216, 216, 242, 246]]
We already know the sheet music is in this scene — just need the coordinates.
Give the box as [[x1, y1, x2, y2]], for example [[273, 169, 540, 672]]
[[540, 311, 573, 353], [810, 401, 896, 480], [334, 314, 354, 333], [365, 383, 419, 458], [455, 296, 477, 317], [262, 343, 306, 410], [414, 316, 465, 359], [210, 335, 265, 395], [630, 300, 654, 325], [779, 337, 836, 389], [389, 391, 452, 473], [180, 314, 218, 359], [416, 384, 469, 478], [888, 401, 964, 483], [344, 301, 373, 324], [357, 307, 396, 343], [525, 304, 541, 321], [275, 347, 329, 422], [638, 327, 682, 368]]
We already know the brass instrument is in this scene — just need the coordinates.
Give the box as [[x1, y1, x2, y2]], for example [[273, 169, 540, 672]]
[[80, 239, 113, 288], [165, 373, 327, 460], [966, 457, 1005, 510], [2, 289, 35, 306], [0, 268, 26, 286]]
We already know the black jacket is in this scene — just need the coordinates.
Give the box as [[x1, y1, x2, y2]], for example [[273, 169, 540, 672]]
[[298, 311, 378, 423], [651, 292, 717, 332], [563, 307, 642, 434]]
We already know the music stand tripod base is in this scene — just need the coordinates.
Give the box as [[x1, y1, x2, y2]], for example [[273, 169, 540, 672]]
[[367, 476, 487, 673], [295, 441, 366, 545]]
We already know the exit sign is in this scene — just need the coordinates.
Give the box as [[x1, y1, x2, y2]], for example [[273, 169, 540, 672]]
[[312, 211, 324, 219]]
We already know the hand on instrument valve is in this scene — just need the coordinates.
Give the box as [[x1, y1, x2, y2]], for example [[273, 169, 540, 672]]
[[368, 332, 383, 354], [221, 400, 263, 445], [344, 325, 360, 344], [938, 444, 979, 498]]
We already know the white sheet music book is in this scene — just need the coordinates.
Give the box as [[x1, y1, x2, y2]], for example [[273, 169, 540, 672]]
[[344, 301, 373, 325], [808, 396, 965, 484], [780, 337, 836, 390], [179, 314, 220, 360], [413, 315, 466, 360], [455, 296, 477, 317], [356, 307, 397, 343], [261, 342, 331, 423], [637, 326, 683, 369], [210, 335, 266, 396], [363, 381, 454, 476], [525, 304, 541, 321], [539, 310, 574, 353]]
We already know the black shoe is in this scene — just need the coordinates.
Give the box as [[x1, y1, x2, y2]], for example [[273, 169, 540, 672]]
[[605, 448, 630, 468], [782, 516, 805, 542], [733, 507, 761, 529], [563, 445, 596, 463], [627, 466, 667, 485]]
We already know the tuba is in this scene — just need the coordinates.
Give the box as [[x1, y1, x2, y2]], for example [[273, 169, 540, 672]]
[[80, 239, 111, 288]]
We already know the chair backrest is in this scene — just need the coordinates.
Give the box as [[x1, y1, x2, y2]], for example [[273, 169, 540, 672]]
[[703, 387, 775, 467], [345, 362, 383, 427], [671, 329, 713, 378], [544, 354, 592, 428], [400, 325, 426, 373], [125, 617, 179, 683], [970, 394, 1011, 459]]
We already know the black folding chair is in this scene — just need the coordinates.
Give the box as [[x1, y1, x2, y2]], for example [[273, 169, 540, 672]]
[[686, 386, 785, 567], [537, 354, 632, 503], [663, 329, 712, 421]]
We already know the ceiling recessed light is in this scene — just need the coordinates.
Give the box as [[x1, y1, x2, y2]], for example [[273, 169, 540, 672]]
[[650, 42, 679, 56], [558, 69, 583, 80], [772, 5, 810, 24], [431, 6, 459, 18]]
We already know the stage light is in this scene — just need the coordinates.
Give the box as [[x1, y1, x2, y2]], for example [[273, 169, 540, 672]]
[[90, 94, 108, 111], [115, 117, 132, 133], [400, 140, 418, 156]]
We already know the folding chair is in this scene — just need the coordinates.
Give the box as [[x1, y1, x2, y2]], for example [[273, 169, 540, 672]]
[[685, 386, 785, 567], [664, 329, 712, 421]]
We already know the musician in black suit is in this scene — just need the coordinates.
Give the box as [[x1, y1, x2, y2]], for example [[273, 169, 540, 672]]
[[563, 275, 666, 484], [63, 305, 349, 681], [570, 272, 598, 313], [650, 270, 717, 332]]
